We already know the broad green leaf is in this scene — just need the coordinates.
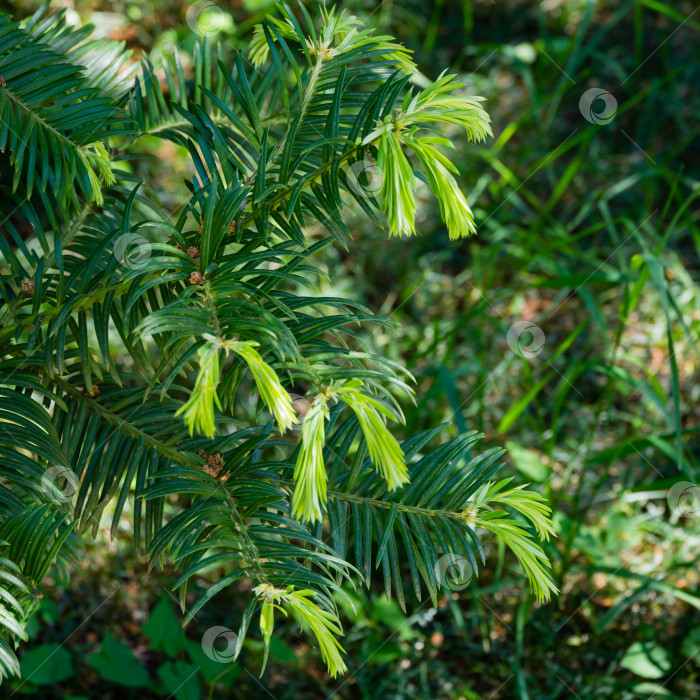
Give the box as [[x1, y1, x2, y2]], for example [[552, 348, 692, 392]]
[[620, 642, 672, 679], [88, 634, 150, 687], [19, 643, 73, 686], [143, 597, 186, 657]]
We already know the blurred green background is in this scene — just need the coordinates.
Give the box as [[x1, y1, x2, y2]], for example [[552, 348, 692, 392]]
[[3, 0, 700, 697]]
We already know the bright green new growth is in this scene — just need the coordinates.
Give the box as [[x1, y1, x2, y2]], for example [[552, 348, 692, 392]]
[[334, 381, 409, 491], [291, 394, 330, 523], [254, 584, 347, 678], [377, 127, 417, 237], [399, 73, 493, 141], [249, 4, 490, 242], [174, 344, 222, 438], [228, 341, 297, 434], [0, 2, 557, 684], [284, 589, 347, 677], [292, 381, 409, 523], [80, 142, 116, 206], [363, 73, 492, 239], [406, 136, 477, 239], [176, 336, 296, 438], [249, 4, 414, 73], [460, 479, 559, 602]]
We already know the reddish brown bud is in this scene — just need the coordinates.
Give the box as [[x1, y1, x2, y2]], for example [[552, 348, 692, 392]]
[[202, 453, 224, 478]]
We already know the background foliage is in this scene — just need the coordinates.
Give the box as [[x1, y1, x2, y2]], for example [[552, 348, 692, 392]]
[[1, 0, 699, 698]]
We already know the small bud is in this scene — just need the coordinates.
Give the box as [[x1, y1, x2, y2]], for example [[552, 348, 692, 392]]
[[0, 76, 5, 88], [189, 271, 205, 285], [187, 246, 200, 259], [201, 452, 225, 478], [202, 463, 219, 478], [86, 385, 100, 398], [20, 279, 34, 295], [203, 462, 222, 478], [228, 220, 236, 234]]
